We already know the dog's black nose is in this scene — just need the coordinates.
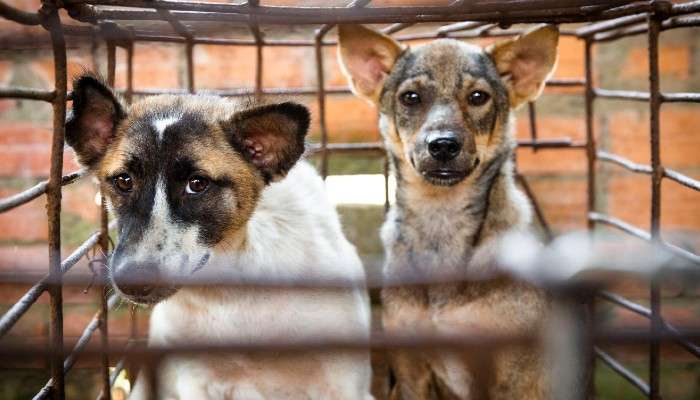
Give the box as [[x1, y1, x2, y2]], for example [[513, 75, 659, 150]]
[[113, 261, 159, 298], [428, 136, 461, 162]]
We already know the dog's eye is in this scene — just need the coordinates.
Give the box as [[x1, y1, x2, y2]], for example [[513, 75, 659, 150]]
[[186, 175, 209, 195], [113, 173, 133, 193], [399, 91, 421, 106], [467, 90, 490, 106]]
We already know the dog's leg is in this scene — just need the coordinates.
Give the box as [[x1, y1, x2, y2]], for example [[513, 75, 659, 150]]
[[388, 351, 436, 400]]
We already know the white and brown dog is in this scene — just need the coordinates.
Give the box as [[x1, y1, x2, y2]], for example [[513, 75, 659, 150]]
[[65, 74, 373, 399], [338, 25, 559, 399]]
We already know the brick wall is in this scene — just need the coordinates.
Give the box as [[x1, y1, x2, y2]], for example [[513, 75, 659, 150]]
[[1, 0, 699, 380]]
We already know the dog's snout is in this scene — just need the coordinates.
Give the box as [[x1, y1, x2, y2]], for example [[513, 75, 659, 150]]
[[113, 261, 159, 298], [427, 134, 462, 162]]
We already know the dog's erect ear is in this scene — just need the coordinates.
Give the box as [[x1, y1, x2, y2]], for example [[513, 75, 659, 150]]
[[66, 73, 125, 169], [337, 24, 404, 103], [487, 24, 559, 108], [223, 102, 310, 183]]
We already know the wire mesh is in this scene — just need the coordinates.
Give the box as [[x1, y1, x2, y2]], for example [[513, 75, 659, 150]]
[[0, 1, 699, 399]]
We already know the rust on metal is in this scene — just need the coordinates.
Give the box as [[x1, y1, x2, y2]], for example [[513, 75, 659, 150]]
[[0, 1, 699, 399]]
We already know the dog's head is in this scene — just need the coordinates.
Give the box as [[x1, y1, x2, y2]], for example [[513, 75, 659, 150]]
[[66, 74, 310, 304], [338, 24, 558, 186]]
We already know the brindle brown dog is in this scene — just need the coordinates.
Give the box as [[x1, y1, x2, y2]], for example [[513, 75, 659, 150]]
[[338, 25, 559, 399]]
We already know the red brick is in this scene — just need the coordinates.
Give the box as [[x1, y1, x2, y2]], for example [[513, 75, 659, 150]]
[[308, 95, 380, 142], [0, 194, 47, 241], [116, 44, 182, 90], [553, 36, 584, 79], [517, 148, 587, 175], [33, 50, 93, 91], [521, 176, 587, 232], [607, 175, 652, 230], [660, 178, 700, 231], [0, 122, 80, 177], [515, 114, 586, 141], [623, 45, 690, 80], [262, 46, 313, 88], [193, 45, 256, 89], [608, 108, 700, 169]]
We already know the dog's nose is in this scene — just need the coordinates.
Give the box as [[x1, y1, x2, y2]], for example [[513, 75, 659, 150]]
[[113, 261, 159, 298], [427, 135, 461, 162]]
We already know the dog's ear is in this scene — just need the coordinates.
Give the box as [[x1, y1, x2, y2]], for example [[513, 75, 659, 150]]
[[337, 24, 404, 103], [487, 24, 559, 108], [223, 102, 310, 183], [66, 73, 125, 169]]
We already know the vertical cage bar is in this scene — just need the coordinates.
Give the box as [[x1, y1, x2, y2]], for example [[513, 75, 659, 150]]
[[42, 3, 67, 398], [97, 185, 111, 400], [186, 41, 195, 94], [249, 0, 263, 98], [583, 36, 597, 399], [647, 13, 662, 400], [527, 102, 538, 152], [314, 31, 329, 179], [107, 42, 116, 87], [125, 42, 134, 104], [584, 38, 596, 231], [255, 42, 263, 98]]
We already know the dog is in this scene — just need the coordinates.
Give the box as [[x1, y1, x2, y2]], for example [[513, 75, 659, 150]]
[[65, 73, 374, 399], [338, 24, 559, 399]]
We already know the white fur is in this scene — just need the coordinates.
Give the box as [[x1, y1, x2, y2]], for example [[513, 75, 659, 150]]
[[113, 178, 205, 279], [130, 162, 373, 400], [152, 115, 180, 142]]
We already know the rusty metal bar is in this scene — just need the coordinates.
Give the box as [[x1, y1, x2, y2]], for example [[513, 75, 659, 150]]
[[304, 138, 584, 156], [314, 32, 329, 179], [576, 12, 647, 36], [594, 88, 700, 103], [0, 0, 41, 25], [34, 295, 119, 400], [595, 347, 651, 396], [527, 102, 538, 152], [437, 20, 491, 36], [598, 150, 700, 192], [600, 291, 700, 358], [588, 212, 700, 265], [0, 222, 112, 338], [0, 87, 55, 101], [584, 38, 596, 231], [597, 151, 652, 174], [248, 0, 263, 98], [122, 43, 134, 104], [64, 0, 633, 23], [312, 0, 372, 179], [664, 168, 700, 191], [592, 14, 700, 42], [3, 327, 700, 362], [0, 170, 86, 214], [118, 78, 582, 98], [381, 22, 413, 34], [39, 2, 69, 398], [116, 30, 581, 46], [647, 14, 663, 399]]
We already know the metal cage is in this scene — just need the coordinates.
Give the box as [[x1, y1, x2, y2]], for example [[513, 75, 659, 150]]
[[0, 1, 699, 399]]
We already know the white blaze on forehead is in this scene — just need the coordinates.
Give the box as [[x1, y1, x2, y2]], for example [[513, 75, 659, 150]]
[[152, 115, 181, 142], [151, 178, 170, 226], [117, 177, 208, 277]]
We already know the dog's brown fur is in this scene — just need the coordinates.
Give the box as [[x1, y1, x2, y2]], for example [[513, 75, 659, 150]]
[[338, 25, 559, 399]]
